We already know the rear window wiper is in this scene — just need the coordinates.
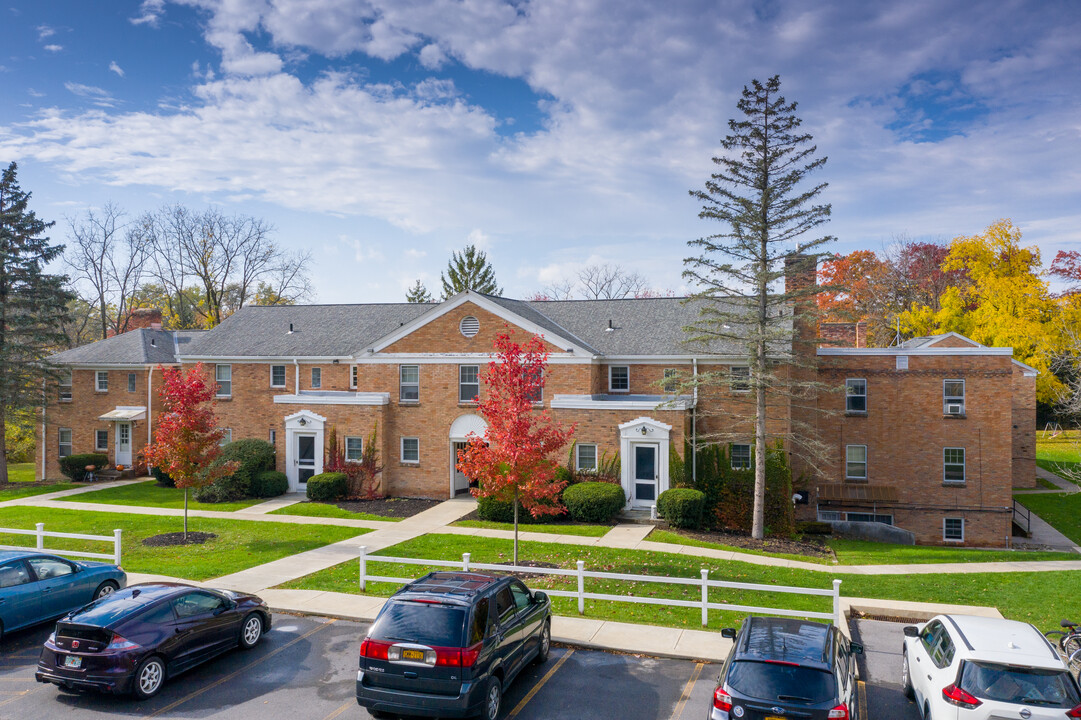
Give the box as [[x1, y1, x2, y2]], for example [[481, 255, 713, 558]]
[[777, 695, 814, 703], [1016, 697, 1057, 706]]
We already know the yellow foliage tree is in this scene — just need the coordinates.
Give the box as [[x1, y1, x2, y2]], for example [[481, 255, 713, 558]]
[[898, 219, 1062, 402]]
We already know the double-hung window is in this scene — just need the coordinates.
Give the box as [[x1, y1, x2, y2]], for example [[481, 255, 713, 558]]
[[525, 365, 543, 404], [663, 368, 678, 394], [576, 443, 598, 473], [270, 365, 287, 388], [731, 443, 752, 470], [345, 436, 363, 462], [846, 445, 867, 480], [350, 365, 358, 389], [59, 369, 72, 401], [215, 365, 232, 397], [311, 367, 321, 389], [220, 428, 232, 446], [609, 366, 629, 392], [459, 365, 480, 403], [944, 517, 964, 542], [127, 372, 137, 393], [730, 366, 750, 392], [95, 371, 109, 392], [400, 365, 419, 402], [943, 379, 965, 415], [845, 378, 867, 413], [58, 428, 72, 458], [400, 437, 419, 464], [944, 448, 966, 484], [95, 429, 109, 452]]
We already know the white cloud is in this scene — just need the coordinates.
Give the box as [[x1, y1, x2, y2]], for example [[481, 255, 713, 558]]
[[130, 0, 166, 27], [64, 82, 117, 108], [37, 25, 56, 40], [43, 44, 63, 53], [27, 88, 44, 98], [465, 228, 492, 251], [405, 248, 427, 259], [109, 61, 125, 77], [418, 43, 448, 70]]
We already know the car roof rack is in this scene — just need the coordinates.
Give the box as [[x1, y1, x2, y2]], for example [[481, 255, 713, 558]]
[[400, 571, 503, 599]]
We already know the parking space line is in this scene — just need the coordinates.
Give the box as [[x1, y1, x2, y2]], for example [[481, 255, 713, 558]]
[[668, 662, 704, 720], [858, 680, 867, 719], [0, 685, 44, 708], [145, 619, 337, 719], [319, 700, 353, 720], [505, 649, 575, 719]]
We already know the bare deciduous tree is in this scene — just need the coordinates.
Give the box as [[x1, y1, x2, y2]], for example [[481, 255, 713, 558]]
[[535, 264, 659, 301]]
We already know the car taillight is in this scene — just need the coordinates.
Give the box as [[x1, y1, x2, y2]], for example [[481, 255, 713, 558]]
[[1067, 703, 1081, 718], [712, 688, 733, 711], [105, 633, 140, 651], [459, 642, 482, 668], [828, 703, 849, 719], [942, 683, 982, 709], [359, 638, 390, 661]]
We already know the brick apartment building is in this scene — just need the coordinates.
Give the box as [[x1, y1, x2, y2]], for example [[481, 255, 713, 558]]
[[38, 276, 1036, 547]]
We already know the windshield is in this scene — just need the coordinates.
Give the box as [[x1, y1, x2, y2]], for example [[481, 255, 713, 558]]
[[726, 660, 837, 704], [960, 661, 1080, 708], [68, 597, 148, 626], [369, 602, 466, 647]]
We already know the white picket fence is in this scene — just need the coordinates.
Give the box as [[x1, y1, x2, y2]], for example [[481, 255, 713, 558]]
[[358, 547, 842, 627], [0, 523, 122, 565]]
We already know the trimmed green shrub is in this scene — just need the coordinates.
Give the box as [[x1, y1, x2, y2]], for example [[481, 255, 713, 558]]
[[687, 441, 794, 536], [59, 453, 108, 482], [658, 488, 705, 529], [194, 438, 276, 502], [797, 520, 833, 536], [476, 495, 565, 524], [563, 481, 625, 523], [250, 470, 288, 498], [151, 466, 175, 488], [306, 472, 348, 502], [668, 443, 686, 487]]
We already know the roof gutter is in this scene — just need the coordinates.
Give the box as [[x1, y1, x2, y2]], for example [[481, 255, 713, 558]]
[[40, 379, 47, 481]]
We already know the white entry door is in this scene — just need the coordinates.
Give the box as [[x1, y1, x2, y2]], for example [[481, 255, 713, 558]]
[[295, 433, 317, 488], [632, 443, 658, 506], [451, 442, 471, 495], [115, 422, 132, 466]]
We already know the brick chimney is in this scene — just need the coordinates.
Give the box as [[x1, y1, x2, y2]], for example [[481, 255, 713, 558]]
[[784, 254, 817, 345], [110, 307, 163, 335], [820, 321, 868, 348]]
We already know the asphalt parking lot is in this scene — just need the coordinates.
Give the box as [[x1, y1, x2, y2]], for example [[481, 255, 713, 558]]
[[0, 612, 919, 720]]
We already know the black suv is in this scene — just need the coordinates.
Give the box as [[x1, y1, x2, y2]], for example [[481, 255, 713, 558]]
[[356, 571, 552, 720], [709, 617, 863, 720]]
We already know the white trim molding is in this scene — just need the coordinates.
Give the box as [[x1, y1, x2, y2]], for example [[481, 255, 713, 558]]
[[283, 410, 326, 493], [273, 391, 390, 405], [819, 347, 1014, 356], [551, 394, 694, 411], [618, 417, 672, 510]]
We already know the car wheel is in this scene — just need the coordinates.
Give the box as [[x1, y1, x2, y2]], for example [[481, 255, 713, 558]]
[[482, 676, 502, 720], [239, 613, 264, 650], [901, 649, 914, 700], [132, 656, 166, 700], [535, 621, 551, 664], [94, 581, 119, 600]]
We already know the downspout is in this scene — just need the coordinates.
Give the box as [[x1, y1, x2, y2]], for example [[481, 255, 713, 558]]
[[40, 379, 47, 481], [293, 358, 299, 394], [147, 365, 154, 449], [692, 358, 698, 484]]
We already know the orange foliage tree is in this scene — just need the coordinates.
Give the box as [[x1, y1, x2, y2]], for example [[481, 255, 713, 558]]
[[457, 332, 576, 565], [143, 363, 236, 540], [817, 249, 890, 320]]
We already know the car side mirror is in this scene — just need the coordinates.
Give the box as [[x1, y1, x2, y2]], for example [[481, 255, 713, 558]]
[[903, 626, 919, 638], [533, 591, 548, 604], [721, 628, 737, 639], [850, 642, 864, 655]]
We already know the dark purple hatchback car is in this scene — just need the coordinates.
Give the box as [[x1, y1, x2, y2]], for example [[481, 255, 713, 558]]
[[35, 582, 270, 699]]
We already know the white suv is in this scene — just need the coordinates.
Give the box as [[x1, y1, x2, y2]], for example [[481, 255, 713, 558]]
[[901, 614, 1081, 719]]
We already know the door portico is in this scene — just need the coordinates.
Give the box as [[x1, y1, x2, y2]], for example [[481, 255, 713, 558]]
[[284, 410, 326, 492], [619, 417, 672, 509]]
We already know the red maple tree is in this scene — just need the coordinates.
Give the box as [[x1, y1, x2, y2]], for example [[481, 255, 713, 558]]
[[1051, 250, 1081, 295], [457, 331, 576, 564], [143, 363, 236, 539]]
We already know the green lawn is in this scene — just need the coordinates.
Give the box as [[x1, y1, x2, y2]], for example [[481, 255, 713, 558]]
[[6, 462, 36, 482], [0, 506, 369, 581], [0, 482, 79, 501], [828, 538, 1077, 565], [58, 480, 265, 512], [1015, 492, 1081, 546], [269, 502, 402, 522], [1037, 477, 1060, 490], [278, 533, 1081, 632], [647, 529, 833, 564], [452, 520, 611, 537], [1037, 430, 1080, 483]]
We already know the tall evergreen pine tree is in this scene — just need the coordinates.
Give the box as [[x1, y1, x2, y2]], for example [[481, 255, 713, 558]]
[[405, 278, 434, 303], [0, 162, 73, 483], [441, 244, 502, 299], [683, 76, 834, 539]]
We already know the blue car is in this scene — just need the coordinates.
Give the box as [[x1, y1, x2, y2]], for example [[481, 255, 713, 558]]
[[0, 551, 126, 642]]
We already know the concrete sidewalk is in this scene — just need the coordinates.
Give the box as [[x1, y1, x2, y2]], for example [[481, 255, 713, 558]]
[[237, 492, 306, 514]]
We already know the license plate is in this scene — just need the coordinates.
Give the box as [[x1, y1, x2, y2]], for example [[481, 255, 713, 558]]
[[401, 649, 424, 661], [764, 716, 785, 720], [63, 656, 82, 669]]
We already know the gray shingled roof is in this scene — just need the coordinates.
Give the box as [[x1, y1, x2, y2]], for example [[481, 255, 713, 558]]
[[49, 329, 204, 365], [181, 304, 431, 357]]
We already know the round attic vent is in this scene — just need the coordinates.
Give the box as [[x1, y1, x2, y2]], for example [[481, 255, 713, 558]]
[[459, 316, 480, 338]]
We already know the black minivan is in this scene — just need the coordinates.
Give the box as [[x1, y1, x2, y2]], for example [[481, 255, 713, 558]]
[[356, 571, 552, 720], [709, 616, 863, 720]]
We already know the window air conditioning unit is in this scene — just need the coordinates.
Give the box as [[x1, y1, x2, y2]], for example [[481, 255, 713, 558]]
[[946, 403, 963, 415]]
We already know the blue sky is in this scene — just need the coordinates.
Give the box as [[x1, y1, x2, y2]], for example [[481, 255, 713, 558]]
[[2, 0, 1079, 303]]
